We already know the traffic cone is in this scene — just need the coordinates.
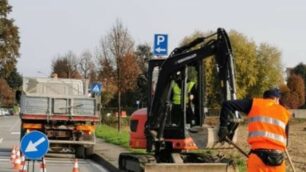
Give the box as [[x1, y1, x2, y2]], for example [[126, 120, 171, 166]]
[[19, 155, 27, 172], [40, 158, 47, 172], [13, 148, 21, 170], [10, 145, 16, 163], [72, 159, 79, 172]]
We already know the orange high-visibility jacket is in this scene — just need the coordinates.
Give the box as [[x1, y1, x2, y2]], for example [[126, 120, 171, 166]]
[[247, 98, 291, 151]]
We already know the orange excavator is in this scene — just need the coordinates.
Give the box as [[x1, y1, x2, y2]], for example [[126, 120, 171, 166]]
[[119, 28, 240, 172]]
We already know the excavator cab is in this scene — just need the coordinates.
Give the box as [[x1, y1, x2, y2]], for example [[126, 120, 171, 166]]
[[146, 59, 205, 151], [120, 28, 240, 172]]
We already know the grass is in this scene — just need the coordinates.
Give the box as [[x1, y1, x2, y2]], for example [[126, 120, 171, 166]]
[[237, 159, 247, 172], [95, 124, 246, 171], [95, 124, 130, 148]]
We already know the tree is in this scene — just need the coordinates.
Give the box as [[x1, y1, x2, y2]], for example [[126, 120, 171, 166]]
[[0, 0, 20, 78], [135, 44, 153, 73], [78, 50, 95, 79], [292, 63, 306, 108], [134, 44, 153, 106], [248, 43, 284, 97], [120, 53, 141, 106], [52, 51, 81, 79], [5, 67, 22, 90], [0, 78, 14, 106], [229, 30, 258, 98], [97, 55, 116, 107], [281, 74, 305, 109], [99, 20, 134, 131]]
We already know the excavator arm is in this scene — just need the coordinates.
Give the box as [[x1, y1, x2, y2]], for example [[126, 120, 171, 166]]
[[147, 28, 237, 151], [119, 28, 240, 172]]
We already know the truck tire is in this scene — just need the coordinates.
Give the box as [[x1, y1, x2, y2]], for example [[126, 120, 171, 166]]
[[20, 123, 26, 141], [85, 146, 94, 158], [75, 146, 86, 159]]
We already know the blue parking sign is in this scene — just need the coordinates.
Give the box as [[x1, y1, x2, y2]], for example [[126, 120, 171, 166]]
[[154, 34, 168, 56]]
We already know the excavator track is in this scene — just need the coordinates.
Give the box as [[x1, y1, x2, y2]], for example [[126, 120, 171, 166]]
[[119, 153, 156, 172], [119, 152, 238, 172]]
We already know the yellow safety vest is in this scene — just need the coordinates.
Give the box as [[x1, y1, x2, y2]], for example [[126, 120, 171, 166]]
[[172, 81, 195, 105]]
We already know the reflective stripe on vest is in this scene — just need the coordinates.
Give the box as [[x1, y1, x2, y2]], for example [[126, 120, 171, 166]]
[[247, 98, 290, 150], [248, 116, 286, 130], [248, 131, 287, 145], [172, 82, 195, 105]]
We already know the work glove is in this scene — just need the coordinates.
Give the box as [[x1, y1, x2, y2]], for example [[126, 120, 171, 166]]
[[218, 126, 229, 142]]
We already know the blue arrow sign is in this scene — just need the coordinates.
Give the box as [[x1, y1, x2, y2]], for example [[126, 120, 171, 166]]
[[154, 34, 168, 56], [20, 131, 49, 160], [91, 83, 102, 94]]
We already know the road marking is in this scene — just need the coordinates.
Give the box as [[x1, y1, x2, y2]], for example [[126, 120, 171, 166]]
[[0, 138, 3, 144], [11, 132, 20, 135], [9, 119, 19, 131], [0, 159, 9, 162]]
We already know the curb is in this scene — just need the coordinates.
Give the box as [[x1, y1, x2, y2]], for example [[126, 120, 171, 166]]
[[90, 153, 120, 172]]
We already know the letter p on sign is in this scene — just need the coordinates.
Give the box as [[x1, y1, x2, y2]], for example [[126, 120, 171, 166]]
[[157, 35, 165, 45], [154, 34, 168, 56]]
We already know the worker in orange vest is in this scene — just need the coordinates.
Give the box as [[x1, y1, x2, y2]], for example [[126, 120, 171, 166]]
[[218, 88, 291, 172]]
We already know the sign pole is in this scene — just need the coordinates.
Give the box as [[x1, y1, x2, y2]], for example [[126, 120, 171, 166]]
[[20, 131, 49, 172], [32, 160, 35, 172], [27, 160, 30, 172]]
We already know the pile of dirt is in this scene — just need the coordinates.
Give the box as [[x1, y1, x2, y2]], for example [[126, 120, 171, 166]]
[[208, 117, 306, 172]]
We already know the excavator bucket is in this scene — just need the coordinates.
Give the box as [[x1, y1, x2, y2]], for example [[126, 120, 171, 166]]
[[188, 125, 239, 149], [145, 163, 238, 172]]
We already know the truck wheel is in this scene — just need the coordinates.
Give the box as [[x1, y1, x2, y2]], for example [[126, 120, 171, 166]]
[[20, 123, 25, 141], [75, 146, 85, 159], [85, 146, 94, 158]]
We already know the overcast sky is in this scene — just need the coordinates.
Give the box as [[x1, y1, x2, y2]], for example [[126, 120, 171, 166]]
[[9, 0, 306, 77]]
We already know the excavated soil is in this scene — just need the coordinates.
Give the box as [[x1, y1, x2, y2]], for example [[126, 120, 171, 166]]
[[205, 117, 306, 172]]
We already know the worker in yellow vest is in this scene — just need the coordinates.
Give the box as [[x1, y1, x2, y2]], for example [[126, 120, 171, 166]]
[[171, 78, 196, 126]]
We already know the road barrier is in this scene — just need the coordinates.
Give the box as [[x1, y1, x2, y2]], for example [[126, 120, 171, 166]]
[[19, 155, 27, 172], [13, 147, 21, 170], [72, 159, 79, 172], [10, 145, 16, 164], [40, 158, 47, 172]]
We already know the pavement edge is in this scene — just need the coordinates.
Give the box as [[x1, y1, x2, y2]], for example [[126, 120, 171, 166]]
[[90, 153, 120, 172]]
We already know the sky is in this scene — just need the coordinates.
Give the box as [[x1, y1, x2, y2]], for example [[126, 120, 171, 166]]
[[9, 0, 306, 77]]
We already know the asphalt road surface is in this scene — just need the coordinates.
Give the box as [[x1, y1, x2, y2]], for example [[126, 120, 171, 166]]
[[0, 115, 109, 172]]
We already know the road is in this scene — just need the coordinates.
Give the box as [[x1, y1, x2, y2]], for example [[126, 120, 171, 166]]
[[0, 115, 109, 172]]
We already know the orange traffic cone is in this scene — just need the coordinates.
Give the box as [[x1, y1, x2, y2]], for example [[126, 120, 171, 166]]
[[13, 148, 21, 170], [40, 158, 47, 172], [19, 155, 27, 172], [10, 145, 16, 163], [72, 159, 79, 172]]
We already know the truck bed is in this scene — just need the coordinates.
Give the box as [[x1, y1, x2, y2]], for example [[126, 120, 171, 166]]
[[20, 95, 99, 122]]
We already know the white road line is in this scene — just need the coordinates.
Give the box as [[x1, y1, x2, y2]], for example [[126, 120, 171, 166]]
[[0, 138, 3, 144], [11, 132, 20, 135], [9, 118, 19, 131]]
